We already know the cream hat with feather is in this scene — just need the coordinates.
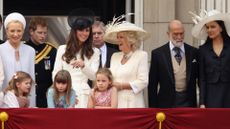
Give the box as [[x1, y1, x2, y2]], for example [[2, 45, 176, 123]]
[[189, 10, 230, 40], [103, 14, 149, 44]]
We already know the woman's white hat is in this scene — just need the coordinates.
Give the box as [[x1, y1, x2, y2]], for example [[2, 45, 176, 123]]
[[189, 10, 230, 40], [4, 12, 26, 29], [103, 14, 149, 44]]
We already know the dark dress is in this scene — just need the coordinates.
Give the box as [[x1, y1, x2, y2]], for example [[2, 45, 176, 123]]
[[199, 41, 230, 108]]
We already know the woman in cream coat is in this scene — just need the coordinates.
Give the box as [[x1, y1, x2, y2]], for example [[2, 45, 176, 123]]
[[0, 12, 35, 107], [53, 9, 100, 108], [104, 18, 149, 108]]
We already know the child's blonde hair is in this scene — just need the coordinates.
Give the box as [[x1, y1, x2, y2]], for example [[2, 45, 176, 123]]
[[53, 70, 72, 106], [4, 71, 33, 97], [94, 68, 113, 91]]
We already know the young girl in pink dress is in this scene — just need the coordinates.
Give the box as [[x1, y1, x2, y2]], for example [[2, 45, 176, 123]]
[[87, 68, 117, 108]]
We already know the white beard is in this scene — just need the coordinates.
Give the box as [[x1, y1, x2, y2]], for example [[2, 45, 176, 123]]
[[172, 40, 183, 47]]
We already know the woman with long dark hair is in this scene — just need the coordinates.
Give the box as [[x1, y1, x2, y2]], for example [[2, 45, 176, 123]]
[[53, 8, 100, 108], [191, 10, 230, 108]]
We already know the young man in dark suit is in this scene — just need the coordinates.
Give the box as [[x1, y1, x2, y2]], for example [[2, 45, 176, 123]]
[[148, 20, 198, 108]]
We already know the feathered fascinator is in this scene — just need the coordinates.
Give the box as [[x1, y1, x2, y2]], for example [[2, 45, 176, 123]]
[[189, 10, 230, 40], [103, 13, 149, 44]]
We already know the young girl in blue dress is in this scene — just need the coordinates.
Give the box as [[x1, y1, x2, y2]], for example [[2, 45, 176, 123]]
[[47, 70, 76, 108]]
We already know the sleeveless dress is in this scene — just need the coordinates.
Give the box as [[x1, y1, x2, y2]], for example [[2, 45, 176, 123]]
[[95, 88, 112, 107]]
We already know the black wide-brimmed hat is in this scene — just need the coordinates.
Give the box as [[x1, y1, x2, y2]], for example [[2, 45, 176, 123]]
[[67, 8, 95, 30]]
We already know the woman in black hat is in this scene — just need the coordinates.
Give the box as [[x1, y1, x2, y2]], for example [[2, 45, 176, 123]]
[[52, 8, 100, 108]]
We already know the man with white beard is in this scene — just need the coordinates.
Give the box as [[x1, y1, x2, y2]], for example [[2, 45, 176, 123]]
[[148, 20, 198, 108]]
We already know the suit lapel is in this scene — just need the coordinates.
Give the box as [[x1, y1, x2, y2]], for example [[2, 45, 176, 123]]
[[184, 44, 191, 84], [105, 46, 111, 68], [164, 43, 175, 84]]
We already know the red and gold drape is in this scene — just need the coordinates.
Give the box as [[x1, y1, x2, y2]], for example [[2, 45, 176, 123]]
[[0, 108, 228, 129]]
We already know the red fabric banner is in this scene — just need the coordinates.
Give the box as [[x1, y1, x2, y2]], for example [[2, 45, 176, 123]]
[[0, 108, 229, 129]]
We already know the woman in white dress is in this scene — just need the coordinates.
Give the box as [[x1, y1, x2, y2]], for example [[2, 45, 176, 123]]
[[0, 12, 36, 107], [52, 8, 100, 108], [103, 15, 150, 108]]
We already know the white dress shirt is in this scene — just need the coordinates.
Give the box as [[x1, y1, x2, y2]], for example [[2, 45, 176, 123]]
[[100, 43, 107, 67], [169, 41, 185, 57]]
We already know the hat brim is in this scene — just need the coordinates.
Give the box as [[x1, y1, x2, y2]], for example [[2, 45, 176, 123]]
[[192, 13, 230, 40], [103, 22, 149, 44]]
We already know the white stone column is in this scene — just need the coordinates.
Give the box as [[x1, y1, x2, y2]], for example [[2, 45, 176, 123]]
[[0, 0, 3, 39], [143, 0, 175, 57], [126, 0, 132, 22], [135, 0, 144, 49]]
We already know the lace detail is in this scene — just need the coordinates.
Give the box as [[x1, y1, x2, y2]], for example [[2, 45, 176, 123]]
[[95, 88, 112, 106]]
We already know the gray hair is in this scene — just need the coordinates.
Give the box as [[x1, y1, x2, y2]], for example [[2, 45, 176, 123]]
[[92, 20, 106, 32]]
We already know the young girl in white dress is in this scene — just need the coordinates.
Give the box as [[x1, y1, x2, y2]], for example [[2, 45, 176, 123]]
[[1, 71, 33, 108]]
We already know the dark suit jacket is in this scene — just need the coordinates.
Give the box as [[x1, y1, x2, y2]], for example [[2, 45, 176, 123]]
[[101, 44, 118, 68], [199, 41, 230, 106], [148, 42, 198, 108]]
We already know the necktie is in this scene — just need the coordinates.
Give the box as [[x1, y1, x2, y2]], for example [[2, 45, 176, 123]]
[[173, 47, 182, 65], [99, 49, 102, 68]]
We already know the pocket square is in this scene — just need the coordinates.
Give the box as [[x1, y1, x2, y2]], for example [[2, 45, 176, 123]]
[[192, 59, 197, 63]]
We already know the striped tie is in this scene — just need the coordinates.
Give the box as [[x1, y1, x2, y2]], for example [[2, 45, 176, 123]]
[[173, 47, 182, 65]]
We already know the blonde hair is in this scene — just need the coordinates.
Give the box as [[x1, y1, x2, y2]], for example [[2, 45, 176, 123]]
[[4, 71, 33, 97], [53, 70, 72, 106], [6, 20, 24, 30], [94, 68, 113, 91], [121, 31, 141, 51]]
